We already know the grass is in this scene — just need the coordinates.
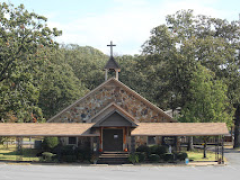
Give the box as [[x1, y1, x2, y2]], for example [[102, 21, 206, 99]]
[[187, 151, 216, 161], [0, 144, 42, 162], [180, 146, 222, 162]]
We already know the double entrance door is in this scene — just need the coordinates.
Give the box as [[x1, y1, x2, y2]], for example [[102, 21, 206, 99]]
[[103, 128, 123, 151]]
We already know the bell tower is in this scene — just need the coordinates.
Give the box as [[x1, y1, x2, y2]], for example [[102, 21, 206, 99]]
[[104, 41, 121, 81]]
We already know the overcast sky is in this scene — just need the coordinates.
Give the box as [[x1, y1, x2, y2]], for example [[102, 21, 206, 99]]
[[3, 0, 240, 55]]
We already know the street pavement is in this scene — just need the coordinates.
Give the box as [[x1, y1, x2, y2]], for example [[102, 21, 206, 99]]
[[0, 148, 240, 180]]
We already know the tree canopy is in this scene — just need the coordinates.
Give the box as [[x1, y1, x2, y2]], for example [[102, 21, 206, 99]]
[[0, 4, 239, 146]]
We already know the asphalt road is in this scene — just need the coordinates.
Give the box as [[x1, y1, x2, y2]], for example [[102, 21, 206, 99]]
[[0, 163, 239, 180], [0, 149, 239, 180]]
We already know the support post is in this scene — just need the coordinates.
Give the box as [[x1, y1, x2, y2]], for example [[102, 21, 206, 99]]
[[222, 135, 224, 164], [105, 70, 108, 81], [123, 127, 128, 151], [99, 127, 103, 152], [131, 136, 135, 153], [16, 136, 23, 162], [116, 71, 119, 80]]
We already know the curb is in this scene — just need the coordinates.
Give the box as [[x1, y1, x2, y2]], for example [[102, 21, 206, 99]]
[[1, 162, 227, 167]]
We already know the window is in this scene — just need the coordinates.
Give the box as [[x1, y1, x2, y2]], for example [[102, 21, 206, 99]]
[[68, 137, 77, 145], [148, 136, 156, 145]]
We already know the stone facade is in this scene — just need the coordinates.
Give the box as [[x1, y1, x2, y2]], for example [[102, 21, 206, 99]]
[[50, 80, 172, 123]]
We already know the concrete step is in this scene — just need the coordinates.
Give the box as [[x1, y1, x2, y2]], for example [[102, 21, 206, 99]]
[[99, 154, 129, 158], [98, 152, 130, 164]]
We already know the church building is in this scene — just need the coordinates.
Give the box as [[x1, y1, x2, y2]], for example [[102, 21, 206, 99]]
[[46, 42, 228, 154]]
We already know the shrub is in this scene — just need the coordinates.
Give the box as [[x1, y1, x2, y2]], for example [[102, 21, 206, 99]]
[[42, 137, 59, 151], [128, 153, 139, 163], [62, 155, 77, 162], [42, 152, 56, 162], [149, 154, 160, 163], [61, 145, 77, 155], [150, 145, 167, 155], [136, 145, 150, 155], [77, 147, 91, 162], [135, 152, 146, 162], [177, 152, 188, 161], [162, 153, 174, 162]]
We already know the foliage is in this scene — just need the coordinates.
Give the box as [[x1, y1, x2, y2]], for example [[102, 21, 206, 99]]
[[149, 154, 160, 163], [162, 153, 174, 162], [77, 147, 92, 162], [176, 152, 188, 161], [150, 145, 167, 155], [136, 145, 150, 155], [42, 137, 59, 151], [141, 9, 240, 146], [62, 155, 77, 162], [128, 153, 139, 163], [134, 152, 146, 162], [179, 64, 233, 127], [42, 152, 56, 162], [0, 2, 61, 122]]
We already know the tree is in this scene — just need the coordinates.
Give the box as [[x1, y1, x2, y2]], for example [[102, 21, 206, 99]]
[[179, 64, 233, 157], [141, 9, 240, 147], [0, 3, 61, 122], [61, 45, 107, 90], [37, 54, 87, 119]]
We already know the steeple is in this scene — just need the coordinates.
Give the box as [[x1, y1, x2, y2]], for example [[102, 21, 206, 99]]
[[104, 41, 121, 81]]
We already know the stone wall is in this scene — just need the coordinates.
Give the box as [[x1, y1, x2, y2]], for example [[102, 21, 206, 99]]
[[51, 81, 171, 123]]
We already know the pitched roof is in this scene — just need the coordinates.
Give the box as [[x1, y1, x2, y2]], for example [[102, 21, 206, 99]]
[[92, 103, 138, 127], [104, 56, 121, 71], [89, 102, 138, 124], [131, 123, 229, 136], [0, 123, 96, 137], [47, 78, 175, 122]]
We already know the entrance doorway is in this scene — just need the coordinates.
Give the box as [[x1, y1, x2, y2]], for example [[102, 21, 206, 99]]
[[103, 128, 123, 151]]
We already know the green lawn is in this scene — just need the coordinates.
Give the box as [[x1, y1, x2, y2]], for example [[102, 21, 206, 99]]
[[0, 144, 41, 162], [187, 151, 216, 161]]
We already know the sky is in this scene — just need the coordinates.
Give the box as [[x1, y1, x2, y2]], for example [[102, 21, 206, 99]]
[[3, 0, 240, 55]]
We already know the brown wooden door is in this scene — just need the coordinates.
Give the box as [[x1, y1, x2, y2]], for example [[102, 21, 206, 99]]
[[103, 129, 123, 151]]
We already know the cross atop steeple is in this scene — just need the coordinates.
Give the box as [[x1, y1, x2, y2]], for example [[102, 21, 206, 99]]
[[104, 41, 121, 81], [107, 41, 116, 57]]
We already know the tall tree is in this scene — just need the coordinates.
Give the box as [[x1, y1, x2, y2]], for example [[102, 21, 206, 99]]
[[0, 2, 61, 122], [179, 64, 233, 157], [141, 9, 240, 147]]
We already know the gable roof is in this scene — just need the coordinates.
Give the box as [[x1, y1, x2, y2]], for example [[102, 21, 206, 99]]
[[91, 103, 138, 127], [104, 56, 121, 71], [47, 78, 175, 122], [89, 102, 138, 123]]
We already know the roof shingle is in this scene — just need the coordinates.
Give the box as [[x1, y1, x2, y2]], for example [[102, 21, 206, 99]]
[[104, 56, 121, 71], [131, 123, 229, 136]]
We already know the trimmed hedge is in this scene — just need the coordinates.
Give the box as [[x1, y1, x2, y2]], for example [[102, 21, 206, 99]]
[[42, 137, 59, 151], [177, 152, 188, 161], [61, 145, 77, 155], [136, 145, 150, 155], [162, 153, 174, 162], [42, 152, 56, 162], [135, 152, 146, 162], [150, 145, 167, 155], [77, 147, 92, 162], [128, 153, 139, 163], [62, 155, 78, 162], [149, 154, 160, 163]]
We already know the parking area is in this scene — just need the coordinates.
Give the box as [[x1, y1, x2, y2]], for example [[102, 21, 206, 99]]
[[0, 147, 239, 180], [0, 161, 239, 180]]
